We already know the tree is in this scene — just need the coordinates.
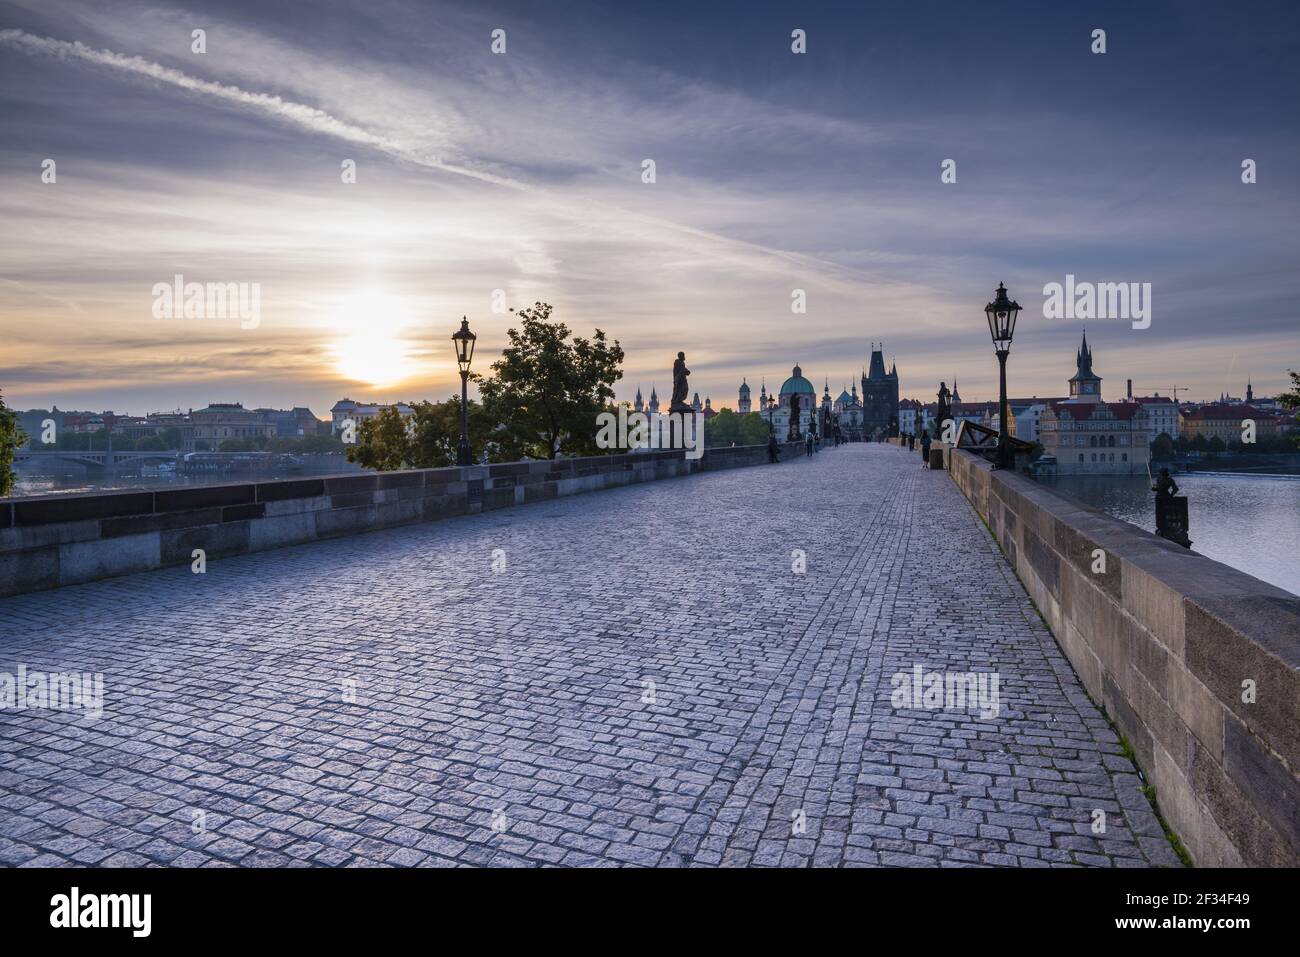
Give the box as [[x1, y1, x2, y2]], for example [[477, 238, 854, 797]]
[[298, 433, 345, 454], [345, 398, 493, 470], [159, 426, 185, 450], [1278, 369, 1300, 411], [346, 407, 411, 471], [477, 302, 624, 460], [1149, 433, 1175, 461], [407, 397, 494, 467], [0, 387, 25, 497], [704, 409, 771, 448], [135, 436, 167, 451], [89, 428, 134, 451]]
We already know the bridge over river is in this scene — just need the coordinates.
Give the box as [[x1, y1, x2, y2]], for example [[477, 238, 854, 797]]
[[0, 443, 1181, 867]]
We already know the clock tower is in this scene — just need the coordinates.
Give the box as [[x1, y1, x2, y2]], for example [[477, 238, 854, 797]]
[[1067, 331, 1102, 403]]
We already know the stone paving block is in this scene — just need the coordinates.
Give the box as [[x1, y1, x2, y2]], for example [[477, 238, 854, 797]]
[[0, 445, 1179, 868]]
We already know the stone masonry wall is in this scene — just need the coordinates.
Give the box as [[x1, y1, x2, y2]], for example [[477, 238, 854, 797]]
[[946, 447, 1299, 866], [0, 441, 806, 598]]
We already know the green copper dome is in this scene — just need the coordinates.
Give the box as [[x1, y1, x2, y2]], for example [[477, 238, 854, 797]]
[[779, 365, 815, 395]]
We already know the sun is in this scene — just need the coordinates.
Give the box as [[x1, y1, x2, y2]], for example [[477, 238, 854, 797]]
[[329, 292, 418, 388]]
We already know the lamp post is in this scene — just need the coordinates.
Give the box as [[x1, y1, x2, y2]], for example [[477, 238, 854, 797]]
[[984, 282, 1021, 470], [452, 317, 476, 466]]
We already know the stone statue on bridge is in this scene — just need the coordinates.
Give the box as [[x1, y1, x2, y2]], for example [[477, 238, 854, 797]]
[[935, 382, 952, 437], [669, 352, 691, 413], [1152, 467, 1192, 549]]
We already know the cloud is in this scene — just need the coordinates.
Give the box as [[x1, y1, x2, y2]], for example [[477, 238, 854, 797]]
[[0, 28, 527, 189]]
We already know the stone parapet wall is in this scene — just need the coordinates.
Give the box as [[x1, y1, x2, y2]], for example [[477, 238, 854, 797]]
[[0, 441, 805, 598], [947, 448, 1299, 866]]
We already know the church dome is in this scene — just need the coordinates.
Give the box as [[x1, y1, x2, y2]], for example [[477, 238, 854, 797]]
[[779, 365, 815, 396]]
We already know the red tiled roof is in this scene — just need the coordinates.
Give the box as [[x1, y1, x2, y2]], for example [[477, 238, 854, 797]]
[[1183, 403, 1275, 422], [1048, 401, 1144, 421]]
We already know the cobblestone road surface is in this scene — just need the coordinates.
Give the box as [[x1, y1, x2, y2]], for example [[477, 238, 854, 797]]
[[0, 444, 1181, 867]]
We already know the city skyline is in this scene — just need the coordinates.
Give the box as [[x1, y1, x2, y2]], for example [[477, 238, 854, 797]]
[[2, 0, 1298, 417]]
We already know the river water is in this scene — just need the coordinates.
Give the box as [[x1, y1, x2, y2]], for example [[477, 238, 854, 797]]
[[1040, 472, 1300, 597]]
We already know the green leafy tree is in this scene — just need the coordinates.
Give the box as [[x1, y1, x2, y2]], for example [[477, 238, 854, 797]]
[[407, 397, 493, 467], [1278, 369, 1300, 411], [1149, 433, 1175, 461], [346, 406, 412, 471], [704, 409, 771, 448], [345, 399, 492, 470], [298, 433, 345, 454], [135, 436, 167, 451], [0, 387, 25, 497], [89, 428, 135, 452], [159, 426, 186, 450], [478, 302, 624, 460]]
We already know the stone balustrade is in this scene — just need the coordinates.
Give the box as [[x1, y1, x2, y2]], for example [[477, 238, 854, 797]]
[[0, 441, 805, 597], [946, 447, 1299, 866]]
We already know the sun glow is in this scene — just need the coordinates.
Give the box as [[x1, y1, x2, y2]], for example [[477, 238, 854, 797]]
[[329, 292, 418, 388]]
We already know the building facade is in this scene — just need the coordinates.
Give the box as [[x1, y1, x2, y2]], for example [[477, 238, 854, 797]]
[[861, 345, 899, 438], [330, 399, 414, 437], [1180, 403, 1278, 443], [190, 403, 278, 450], [833, 384, 864, 440], [1038, 334, 1151, 474]]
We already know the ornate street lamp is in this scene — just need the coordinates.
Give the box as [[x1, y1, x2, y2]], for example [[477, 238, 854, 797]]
[[984, 282, 1021, 469], [452, 317, 476, 466]]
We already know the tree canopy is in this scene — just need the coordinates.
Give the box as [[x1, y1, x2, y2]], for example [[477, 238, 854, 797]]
[[477, 303, 624, 460], [0, 387, 24, 497], [703, 409, 771, 448]]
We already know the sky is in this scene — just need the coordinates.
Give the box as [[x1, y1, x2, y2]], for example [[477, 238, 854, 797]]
[[1, 0, 1297, 418]]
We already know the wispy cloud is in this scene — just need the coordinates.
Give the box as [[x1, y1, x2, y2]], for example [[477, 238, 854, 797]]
[[0, 28, 527, 189]]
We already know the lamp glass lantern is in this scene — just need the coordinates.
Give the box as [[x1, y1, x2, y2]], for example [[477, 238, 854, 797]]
[[984, 282, 1021, 352], [452, 317, 476, 375]]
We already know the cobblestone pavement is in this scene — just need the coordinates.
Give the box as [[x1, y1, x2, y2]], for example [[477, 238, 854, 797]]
[[0, 443, 1181, 867]]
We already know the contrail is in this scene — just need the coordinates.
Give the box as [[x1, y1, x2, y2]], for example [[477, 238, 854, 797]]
[[0, 28, 881, 286], [0, 28, 527, 190]]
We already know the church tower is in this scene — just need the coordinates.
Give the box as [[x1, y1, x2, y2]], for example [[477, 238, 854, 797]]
[[1067, 331, 1103, 403], [738, 378, 752, 414], [633, 386, 644, 414], [861, 342, 900, 436], [649, 385, 660, 415]]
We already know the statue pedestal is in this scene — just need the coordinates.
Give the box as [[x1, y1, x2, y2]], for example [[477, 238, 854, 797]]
[[666, 405, 693, 452], [1156, 495, 1192, 549]]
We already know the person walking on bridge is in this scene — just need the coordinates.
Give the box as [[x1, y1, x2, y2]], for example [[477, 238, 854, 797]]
[[920, 429, 932, 469]]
